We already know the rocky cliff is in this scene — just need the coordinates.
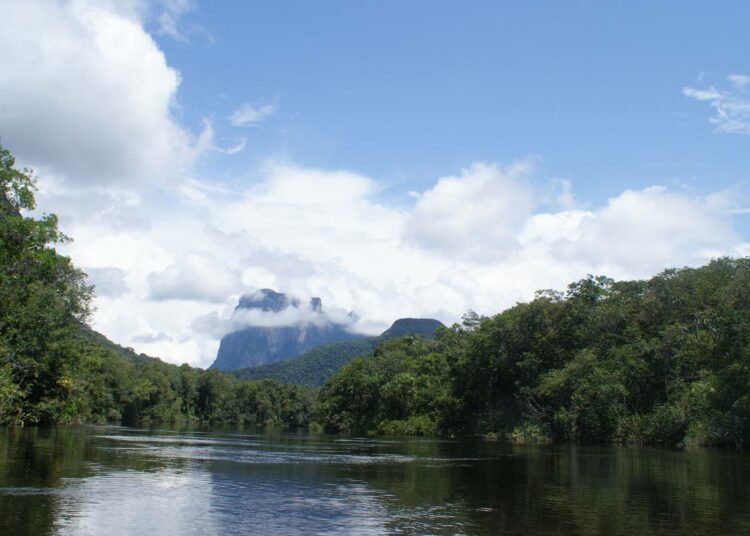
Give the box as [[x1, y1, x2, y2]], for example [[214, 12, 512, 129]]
[[209, 289, 363, 370]]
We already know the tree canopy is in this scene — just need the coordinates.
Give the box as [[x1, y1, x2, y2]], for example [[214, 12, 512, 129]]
[[317, 260, 750, 448]]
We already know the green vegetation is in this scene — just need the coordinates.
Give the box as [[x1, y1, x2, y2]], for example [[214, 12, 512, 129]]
[[232, 338, 379, 386], [317, 261, 750, 448], [379, 318, 445, 339], [0, 143, 313, 427]]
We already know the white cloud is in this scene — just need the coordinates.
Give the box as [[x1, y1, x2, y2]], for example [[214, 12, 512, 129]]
[[156, 0, 195, 39], [132, 331, 171, 343], [147, 252, 242, 302], [85, 267, 130, 297], [191, 291, 355, 339], [727, 74, 750, 89], [684, 74, 750, 134], [519, 187, 738, 276], [229, 100, 278, 126], [188, 118, 245, 155], [406, 161, 536, 261], [0, 0, 208, 186], [42, 158, 749, 369], [222, 138, 247, 155]]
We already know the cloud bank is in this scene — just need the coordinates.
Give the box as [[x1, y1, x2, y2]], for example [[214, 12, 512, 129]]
[[50, 157, 748, 368], [192, 290, 356, 340]]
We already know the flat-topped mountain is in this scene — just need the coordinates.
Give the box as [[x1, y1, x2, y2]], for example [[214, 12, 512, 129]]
[[209, 289, 363, 371], [211, 289, 446, 375]]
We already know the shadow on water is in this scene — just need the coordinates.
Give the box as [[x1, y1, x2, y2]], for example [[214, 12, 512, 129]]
[[1, 426, 750, 535]]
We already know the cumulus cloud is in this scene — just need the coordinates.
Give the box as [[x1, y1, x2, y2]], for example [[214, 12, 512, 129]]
[[194, 163, 748, 338], [0, 0, 208, 185], [684, 74, 750, 134], [229, 100, 278, 126], [406, 161, 536, 261], [44, 156, 750, 369], [566, 187, 737, 272], [86, 267, 130, 297], [518, 187, 738, 277], [147, 252, 242, 302], [132, 331, 172, 343]]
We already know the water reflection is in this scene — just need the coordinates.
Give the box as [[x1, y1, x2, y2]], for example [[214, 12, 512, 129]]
[[1, 426, 750, 535]]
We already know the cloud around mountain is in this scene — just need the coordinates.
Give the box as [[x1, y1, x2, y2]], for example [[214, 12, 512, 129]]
[[192, 289, 359, 340]]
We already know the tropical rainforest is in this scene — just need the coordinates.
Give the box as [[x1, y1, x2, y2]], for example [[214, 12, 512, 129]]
[[2, 142, 750, 448], [317, 262, 750, 448]]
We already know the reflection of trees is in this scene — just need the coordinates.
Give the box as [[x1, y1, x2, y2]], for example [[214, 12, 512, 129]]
[[287, 439, 750, 535], [0, 427, 80, 536], [0, 427, 175, 536], [347, 442, 750, 535], [3, 429, 750, 535]]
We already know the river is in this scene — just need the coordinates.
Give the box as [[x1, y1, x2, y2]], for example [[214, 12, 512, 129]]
[[1, 426, 749, 535]]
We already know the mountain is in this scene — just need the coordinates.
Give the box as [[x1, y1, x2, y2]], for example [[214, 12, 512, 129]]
[[380, 318, 445, 339], [209, 289, 364, 371], [232, 317, 445, 386], [232, 339, 380, 386]]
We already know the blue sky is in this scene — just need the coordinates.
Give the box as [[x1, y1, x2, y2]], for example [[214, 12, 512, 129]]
[[163, 1, 750, 206], [1, 0, 749, 366]]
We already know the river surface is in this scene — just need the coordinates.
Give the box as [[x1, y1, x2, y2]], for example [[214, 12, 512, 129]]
[[1, 426, 750, 535]]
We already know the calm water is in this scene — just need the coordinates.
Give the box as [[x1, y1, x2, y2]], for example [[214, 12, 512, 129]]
[[1, 426, 750, 535]]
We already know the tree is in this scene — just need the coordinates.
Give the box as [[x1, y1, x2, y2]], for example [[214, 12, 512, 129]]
[[0, 142, 93, 423]]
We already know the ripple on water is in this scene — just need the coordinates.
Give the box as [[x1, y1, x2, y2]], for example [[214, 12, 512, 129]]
[[93, 433, 468, 467], [0, 487, 60, 496]]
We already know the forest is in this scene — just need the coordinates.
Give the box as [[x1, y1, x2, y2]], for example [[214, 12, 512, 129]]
[[2, 142, 750, 448], [317, 261, 750, 448]]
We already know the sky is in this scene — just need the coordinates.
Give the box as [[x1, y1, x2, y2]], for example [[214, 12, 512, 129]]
[[1, 0, 750, 368]]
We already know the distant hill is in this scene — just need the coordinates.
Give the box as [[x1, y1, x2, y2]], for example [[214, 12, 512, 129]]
[[210, 289, 364, 371], [232, 339, 379, 386], [232, 317, 445, 386], [79, 326, 160, 366], [380, 318, 445, 339]]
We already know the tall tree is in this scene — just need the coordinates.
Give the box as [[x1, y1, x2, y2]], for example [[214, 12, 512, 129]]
[[0, 142, 93, 423]]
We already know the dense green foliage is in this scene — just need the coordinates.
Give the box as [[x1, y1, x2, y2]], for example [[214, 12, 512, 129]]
[[316, 336, 454, 436], [379, 318, 445, 339], [0, 143, 313, 427], [318, 261, 750, 448], [0, 144, 93, 424], [72, 329, 315, 426], [233, 338, 379, 386]]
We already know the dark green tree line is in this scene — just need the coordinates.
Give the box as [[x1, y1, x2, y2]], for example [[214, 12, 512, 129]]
[[318, 260, 750, 448]]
